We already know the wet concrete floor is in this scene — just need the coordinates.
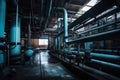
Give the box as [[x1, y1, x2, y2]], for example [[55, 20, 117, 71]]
[[6, 50, 79, 80]]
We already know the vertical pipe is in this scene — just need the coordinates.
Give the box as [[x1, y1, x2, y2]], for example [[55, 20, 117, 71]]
[[57, 19, 61, 50], [10, 4, 21, 64], [0, 0, 6, 39], [58, 37, 60, 50], [55, 38, 57, 50], [0, 0, 6, 66], [55, 8, 68, 43], [78, 44, 80, 53], [63, 8, 68, 43]]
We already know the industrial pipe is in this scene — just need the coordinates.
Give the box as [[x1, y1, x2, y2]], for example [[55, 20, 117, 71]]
[[10, 3, 21, 65], [57, 19, 62, 50], [55, 7, 68, 43], [77, 51, 120, 62], [0, 0, 6, 66], [90, 52, 120, 63], [91, 59, 120, 70]]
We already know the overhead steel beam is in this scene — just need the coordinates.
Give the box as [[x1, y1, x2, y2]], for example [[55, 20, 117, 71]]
[[67, 28, 120, 44], [68, 0, 115, 29], [75, 8, 120, 31], [44, 0, 53, 31]]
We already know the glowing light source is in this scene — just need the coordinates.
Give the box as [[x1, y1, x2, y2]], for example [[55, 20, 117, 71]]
[[39, 39, 48, 45], [76, 0, 98, 17]]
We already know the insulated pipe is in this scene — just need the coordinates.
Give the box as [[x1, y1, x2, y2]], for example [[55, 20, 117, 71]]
[[91, 59, 120, 70], [77, 51, 120, 62], [55, 7, 68, 43], [0, 0, 6, 65], [10, 3, 21, 65], [90, 52, 120, 62], [10, 18, 21, 55]]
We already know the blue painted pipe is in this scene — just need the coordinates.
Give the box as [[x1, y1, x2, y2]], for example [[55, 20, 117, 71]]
[[0, 0, 6, 38], [9, 4, 21, 65], [76, 51, 120, 64], [0, 0, 6, 65], [10, 19, 21, 56], [91, 59, 120, 70], [90, 52, 120, 62], [55, 8, 68, 43], [10, 5, 21, 56]]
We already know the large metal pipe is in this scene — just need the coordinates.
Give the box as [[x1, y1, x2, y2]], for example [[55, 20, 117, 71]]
[[10, 3, 21, 64], [55, 7, 68, 43], [90, 52, 120, 62], [77, 51, 120, 63], [91, 59, 120, 70], [0, 0, 6, 66], [57, 19, 62, 50]]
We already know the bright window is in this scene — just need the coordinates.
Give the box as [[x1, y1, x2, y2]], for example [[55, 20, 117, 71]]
[[39, 39, 48, 45]]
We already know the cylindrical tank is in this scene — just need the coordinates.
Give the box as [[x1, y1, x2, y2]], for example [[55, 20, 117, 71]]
[[25, 46, 33, 57]]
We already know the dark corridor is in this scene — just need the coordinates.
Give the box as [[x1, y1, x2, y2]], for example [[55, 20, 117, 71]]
[[4, 51, 79, 80], [0, 0, 120, 80]]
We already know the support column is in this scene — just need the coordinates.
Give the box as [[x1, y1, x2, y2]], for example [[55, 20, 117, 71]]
[[0, 0, 6, 66], [10, 4, 21, 65]]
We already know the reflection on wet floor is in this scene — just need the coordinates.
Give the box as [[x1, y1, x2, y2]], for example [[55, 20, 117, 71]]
[[41, 51, 77, 80], [6, 50, 78, 80]]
